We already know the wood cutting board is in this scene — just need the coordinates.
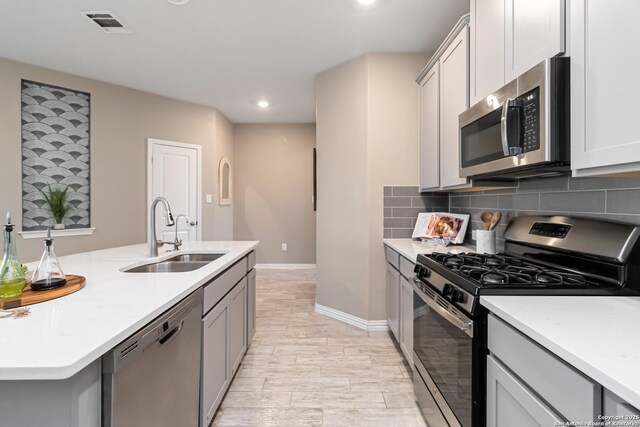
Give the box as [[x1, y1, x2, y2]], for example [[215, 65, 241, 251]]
[[0, 275, 86, 309]]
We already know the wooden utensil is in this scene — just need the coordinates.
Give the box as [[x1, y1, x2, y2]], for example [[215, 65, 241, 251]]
[[480, 212, 494, 230], [489, 211, 502, 231]]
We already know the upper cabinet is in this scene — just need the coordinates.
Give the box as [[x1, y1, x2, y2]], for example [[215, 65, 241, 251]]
[[570, 0, 640, 176], [418, 15, 470, 192], [470, 0, 565, 106]]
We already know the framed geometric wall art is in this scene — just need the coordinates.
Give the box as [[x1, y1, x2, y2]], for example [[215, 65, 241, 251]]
[[21, 80, 91, 231]]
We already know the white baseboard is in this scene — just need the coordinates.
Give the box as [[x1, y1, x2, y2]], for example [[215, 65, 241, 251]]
[[315, 303, 389, 332], [255, 264, 316, 270]]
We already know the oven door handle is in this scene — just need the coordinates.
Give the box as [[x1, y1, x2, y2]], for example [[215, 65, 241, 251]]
[[414, 282, 473, 338], [501, 98, 514, 157]]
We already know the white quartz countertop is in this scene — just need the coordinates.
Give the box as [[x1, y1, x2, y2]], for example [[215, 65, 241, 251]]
[[0, 241, 258, 381], [481, 295, 640, 410], [383, 238, 476, 263]]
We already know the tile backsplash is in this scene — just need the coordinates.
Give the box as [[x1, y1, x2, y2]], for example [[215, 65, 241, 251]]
[[384, 175, 640, 244], [383, 186, 448, 238]]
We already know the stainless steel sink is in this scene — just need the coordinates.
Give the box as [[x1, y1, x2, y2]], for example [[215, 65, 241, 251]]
[[123, 253, 225, 273]]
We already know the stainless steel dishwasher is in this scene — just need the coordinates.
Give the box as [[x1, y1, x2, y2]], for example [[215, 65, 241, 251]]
[[102, 288, 203, 427]]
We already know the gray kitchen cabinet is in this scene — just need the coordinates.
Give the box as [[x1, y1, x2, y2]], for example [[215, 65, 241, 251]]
[[201, 292, 230, 427], [247, 268, 256, 343], [470, 0, 565, 103], [417, 15, 470, 191], [399, 274, 413, 365], [386, 262, 400, 341], [228, 277, 247, 378], [487, 355, 564, 426], [488, 314, 601, 425], [602, 389, 640, 427], [570, 0, 640, 176]]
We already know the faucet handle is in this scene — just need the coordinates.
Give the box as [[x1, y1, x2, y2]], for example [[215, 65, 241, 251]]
[[172, 238, 183, 251]]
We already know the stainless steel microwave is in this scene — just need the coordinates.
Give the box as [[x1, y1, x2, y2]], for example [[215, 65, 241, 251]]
[[459, 57, 569, 179]]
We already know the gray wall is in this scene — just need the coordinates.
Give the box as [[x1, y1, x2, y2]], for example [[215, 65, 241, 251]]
[[233, 123, 316, 265], [0, 56, 234, 262], [383, 186, 448, 238]]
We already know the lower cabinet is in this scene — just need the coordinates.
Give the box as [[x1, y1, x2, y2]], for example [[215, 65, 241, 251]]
[[603, 389, 640, 427], [201, 292, 231, 427], [228, 277, 247, 379], [386, 262, 400, 341], [399, 275, 413, 365], [487, 355, 563, 426]]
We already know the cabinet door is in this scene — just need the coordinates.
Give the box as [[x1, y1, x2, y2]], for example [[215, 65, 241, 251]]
[[487, 355, 564, 427], [602, 389, 640, 427], [399, 275, 413, 365], [386, 263, 400, 341], [201, 299, 230, 427], [470, 0, 505, 105], [439, 26, 470, 189], [505, 0, 565, 82], [228, 278, 247, 378], [247, 269, 256, 344], [419, 63, 440, 191], [571, 0, 640, 175]]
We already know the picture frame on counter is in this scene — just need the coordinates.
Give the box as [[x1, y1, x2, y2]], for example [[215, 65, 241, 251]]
[[412, 212, 470, 244]]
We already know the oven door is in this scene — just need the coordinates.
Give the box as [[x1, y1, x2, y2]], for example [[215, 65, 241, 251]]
[[413, 281, 474, 427]]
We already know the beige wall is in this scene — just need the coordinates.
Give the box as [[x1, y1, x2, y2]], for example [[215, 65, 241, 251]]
[[212, 113, 235, 241], [0, 57, 233, 262], [234, 124, 316, 264], [316, 53, 428, 321]]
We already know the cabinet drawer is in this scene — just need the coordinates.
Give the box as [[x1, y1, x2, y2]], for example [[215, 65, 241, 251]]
[[399, 256, 415, 279], [247, 251, 256, 272], [385, 246, 400, 269], [488, 314, 600, 422], [203, 257, 248, 315]]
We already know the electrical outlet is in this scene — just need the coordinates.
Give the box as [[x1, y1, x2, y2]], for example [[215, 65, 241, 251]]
[[281, 243, 287, 251], [472, 230, 477, 241], [205, 194, 212, 204]]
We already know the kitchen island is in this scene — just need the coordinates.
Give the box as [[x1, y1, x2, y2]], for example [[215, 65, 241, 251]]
[[0, 241, 258, 427]]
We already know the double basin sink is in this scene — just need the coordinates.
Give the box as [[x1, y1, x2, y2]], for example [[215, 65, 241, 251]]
[[124, 253, 225, 273]]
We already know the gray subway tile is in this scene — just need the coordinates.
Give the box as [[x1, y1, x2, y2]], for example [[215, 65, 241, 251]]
[[384, 218, 413, 228], [569, 176, 640, 191], [450, 196, 470, 208], [539, 191, 605, 213], [607, 189, 640, 214], [392, 186, 420, 197], [498, 194, 539, 211], [391, 228, 414, 238], [383, 229, 392, 238], [574, 212, 640, 226], [392, 207, 426, 218], [413, 196, 448, 208], [518, 175, 569, 192], [483, 187, 518, 195], [469, 195, 498, 209], [383, 208, 392, 217], [384, 197, 412, 207], [383, 187, 392, 197]]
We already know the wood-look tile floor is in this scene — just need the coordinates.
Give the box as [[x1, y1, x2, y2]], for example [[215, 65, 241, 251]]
[[212, 269, 427, 427]]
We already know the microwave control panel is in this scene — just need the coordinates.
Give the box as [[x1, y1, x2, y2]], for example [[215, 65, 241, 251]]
[[519, 88, 540, 153]]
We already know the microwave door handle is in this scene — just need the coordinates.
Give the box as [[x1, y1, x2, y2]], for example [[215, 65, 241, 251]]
[[501, 98, 513, 156]]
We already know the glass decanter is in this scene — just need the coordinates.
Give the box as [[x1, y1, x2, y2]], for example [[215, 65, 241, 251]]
[[0, 213, 26, 298], [31, 229, 66, 291]]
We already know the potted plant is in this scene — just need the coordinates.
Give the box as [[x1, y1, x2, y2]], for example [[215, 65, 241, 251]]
[[42, 184, 69, 230]]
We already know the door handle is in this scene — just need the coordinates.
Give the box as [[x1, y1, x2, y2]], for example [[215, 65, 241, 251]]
[[500, 98, 513, 156], [189, 221, 198, 226], [158, 321, 184, 345]]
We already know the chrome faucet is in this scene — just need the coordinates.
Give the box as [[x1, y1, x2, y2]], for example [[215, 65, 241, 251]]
[[171, 214, 190, 251], [148, 197, 175, 257]]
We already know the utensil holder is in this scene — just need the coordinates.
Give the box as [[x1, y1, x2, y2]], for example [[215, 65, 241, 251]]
[[476, 230, 497, 254]]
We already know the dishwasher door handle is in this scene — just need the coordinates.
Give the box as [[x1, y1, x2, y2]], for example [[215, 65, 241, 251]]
[[158, 321, 184, 346]]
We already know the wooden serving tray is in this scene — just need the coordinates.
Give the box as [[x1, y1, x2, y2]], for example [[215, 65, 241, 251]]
[[0, 275, 86, 309]]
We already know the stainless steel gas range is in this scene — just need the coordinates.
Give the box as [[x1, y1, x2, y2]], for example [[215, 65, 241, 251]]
[[412, 215, 640, 427]]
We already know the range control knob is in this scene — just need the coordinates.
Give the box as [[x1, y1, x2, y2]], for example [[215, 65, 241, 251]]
[[442, 284, 453, 297], [414, 265, 431, 278], [451, 289, 465, 303]]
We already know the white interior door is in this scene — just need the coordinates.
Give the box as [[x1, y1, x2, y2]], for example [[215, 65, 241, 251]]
[[148, 139, 201, 244]]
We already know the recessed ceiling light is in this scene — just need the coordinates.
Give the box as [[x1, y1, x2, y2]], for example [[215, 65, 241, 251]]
[[167, 0, 190, 5], [257, 100, 270, 109], [357, 0, 376, 5]]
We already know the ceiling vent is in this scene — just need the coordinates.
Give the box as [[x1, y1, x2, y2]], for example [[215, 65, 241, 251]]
[[80, 11, 132, 34]]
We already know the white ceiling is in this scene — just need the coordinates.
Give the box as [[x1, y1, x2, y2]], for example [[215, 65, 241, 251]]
[[0, 0, 469, 123]]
